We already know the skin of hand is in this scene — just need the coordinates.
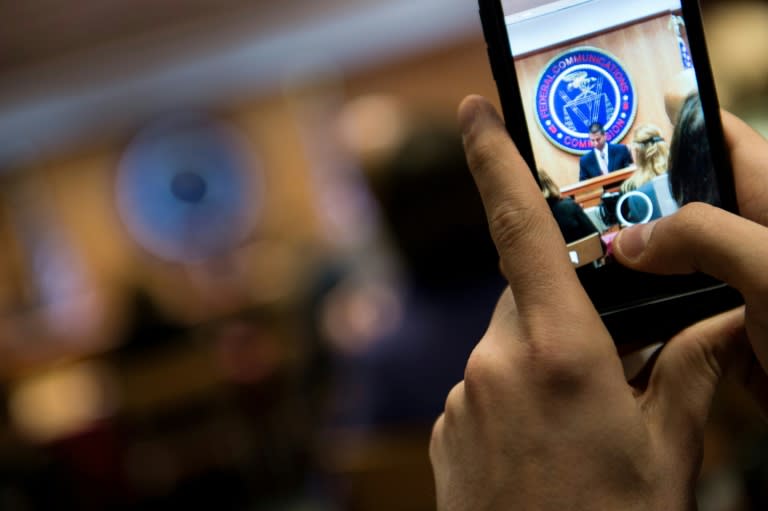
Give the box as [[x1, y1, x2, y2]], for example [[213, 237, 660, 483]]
[[429, 96, 748, 511], [614, 110, 768, 414]]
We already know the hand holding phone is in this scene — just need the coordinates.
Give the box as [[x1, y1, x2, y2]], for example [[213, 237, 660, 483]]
[[614, 111, 768, 415], [430, 95, 750, 511]]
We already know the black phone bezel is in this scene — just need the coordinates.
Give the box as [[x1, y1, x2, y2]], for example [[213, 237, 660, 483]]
[[477, 0, 743, 344]]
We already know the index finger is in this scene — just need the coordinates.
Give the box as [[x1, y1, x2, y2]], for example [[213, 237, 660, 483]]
[[459, 95, 592, 316]]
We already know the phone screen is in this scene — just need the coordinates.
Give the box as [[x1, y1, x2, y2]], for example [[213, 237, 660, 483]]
[[481, 0, 742, 342], [497, 0, 723, 270]]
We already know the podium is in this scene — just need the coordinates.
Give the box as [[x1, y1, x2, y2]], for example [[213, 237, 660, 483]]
[[559, 166, 635, 208]]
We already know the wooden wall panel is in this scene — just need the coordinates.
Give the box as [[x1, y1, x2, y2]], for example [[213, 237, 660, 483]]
[[513, 15, 687, 189]]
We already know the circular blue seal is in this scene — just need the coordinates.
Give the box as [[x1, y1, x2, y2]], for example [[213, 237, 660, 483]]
[[534, 47, 637, 155]]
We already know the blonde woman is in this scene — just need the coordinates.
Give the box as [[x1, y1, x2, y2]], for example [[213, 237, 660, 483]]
[[620, 124, 669, 193]]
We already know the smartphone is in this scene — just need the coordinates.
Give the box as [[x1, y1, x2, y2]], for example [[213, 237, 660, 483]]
[[478, 0, 743, 344]]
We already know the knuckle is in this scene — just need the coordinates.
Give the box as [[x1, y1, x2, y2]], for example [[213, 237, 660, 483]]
[[523, 341, 592, 396], [672, 202, 716, 230], [676, 201, 712, 217], [442, 381, 466, 423], [463, 342, 506, 399], [651, 203, 718, 270], [693, 340, 724, 384], [658, 204, 703, 246], [488, 204, 548, 254]]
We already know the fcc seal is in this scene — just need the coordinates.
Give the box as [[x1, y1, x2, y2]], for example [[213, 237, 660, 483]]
[[534, 47, 637, 154]]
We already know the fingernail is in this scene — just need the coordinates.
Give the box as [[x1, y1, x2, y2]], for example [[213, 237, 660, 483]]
[[616, 222, 656, 261]]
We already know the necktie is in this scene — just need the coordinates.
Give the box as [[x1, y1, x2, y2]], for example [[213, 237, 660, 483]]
[[600, 148, 608, 174]]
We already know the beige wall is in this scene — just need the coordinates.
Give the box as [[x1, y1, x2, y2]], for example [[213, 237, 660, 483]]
[[514, 14, 686, 188]]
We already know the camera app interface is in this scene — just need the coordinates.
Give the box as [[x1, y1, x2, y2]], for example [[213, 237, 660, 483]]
[[501, 0, 719, 269]]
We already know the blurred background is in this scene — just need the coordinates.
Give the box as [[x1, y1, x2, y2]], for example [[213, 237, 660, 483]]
[[0, 0, 765, 510]]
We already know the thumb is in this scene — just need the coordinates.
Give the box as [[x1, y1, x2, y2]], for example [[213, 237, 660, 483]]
[[641, 308, 747, 449], [613, 203, 768, 291], [613, 202, 768, 374]]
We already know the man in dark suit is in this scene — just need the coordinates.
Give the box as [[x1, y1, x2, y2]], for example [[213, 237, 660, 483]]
[[579, 123, 633, 181]]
